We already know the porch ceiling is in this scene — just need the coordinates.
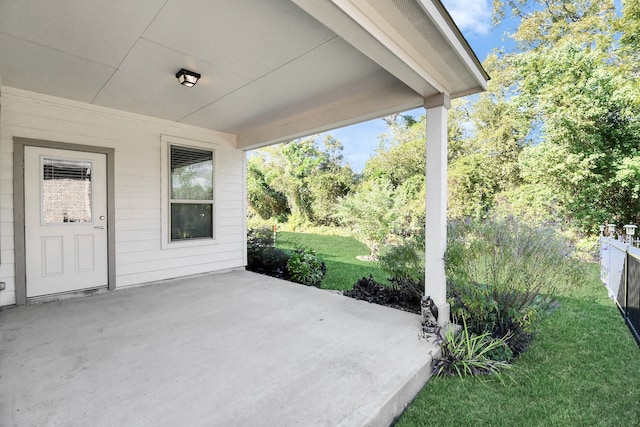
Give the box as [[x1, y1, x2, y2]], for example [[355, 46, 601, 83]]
[[0, 0, 487, 149]]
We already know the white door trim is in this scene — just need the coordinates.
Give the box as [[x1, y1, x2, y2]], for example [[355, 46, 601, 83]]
[[13, 138, 116, 305]]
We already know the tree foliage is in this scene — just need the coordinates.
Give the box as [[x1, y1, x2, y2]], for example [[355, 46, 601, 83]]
[[363, 116, 426, 187], [489, 0, 640, 232], [247, 160, 289, 221], [334, 178, 397, 258], [247, 135, 356, 226]]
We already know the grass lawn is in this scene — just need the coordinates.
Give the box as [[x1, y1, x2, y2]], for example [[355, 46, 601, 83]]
[[275, 231, 387, 290], [399, 263, 640, 426], [276, 232, 640, 426]]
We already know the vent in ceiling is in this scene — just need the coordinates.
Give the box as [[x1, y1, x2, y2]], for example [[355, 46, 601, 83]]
[[391, 0, 440, 42]]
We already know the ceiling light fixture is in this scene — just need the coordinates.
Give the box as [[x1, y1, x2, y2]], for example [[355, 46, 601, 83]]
[[175, 68, 201, 87]]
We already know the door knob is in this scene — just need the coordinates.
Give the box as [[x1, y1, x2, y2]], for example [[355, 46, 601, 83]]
[[94, 225, 105, 229]]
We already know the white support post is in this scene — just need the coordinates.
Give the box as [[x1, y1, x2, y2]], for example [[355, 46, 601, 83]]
[[424, 93, 450, 326]]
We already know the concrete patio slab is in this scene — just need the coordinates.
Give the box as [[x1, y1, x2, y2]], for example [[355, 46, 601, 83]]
[[0, 270, 439, 426]]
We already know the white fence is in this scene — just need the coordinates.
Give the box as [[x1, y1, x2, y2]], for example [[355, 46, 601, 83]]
[[600, 236, 640, 344]]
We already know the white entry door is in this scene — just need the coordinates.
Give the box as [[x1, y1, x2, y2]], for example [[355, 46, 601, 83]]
[[24, 147, 108, 297]]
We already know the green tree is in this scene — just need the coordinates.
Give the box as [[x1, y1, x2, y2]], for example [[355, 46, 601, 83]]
[[391, 174, 425, 239], [308, 136, 357, 225], [276, 139, 324, 223], [246, 159, 289, 220], [489, 0, 640, 232], [247, 135, 356, 226], [363, 117, 426, 187], [619, 0, 640, 75], [335, 178, 397, 259], [447, 53, 529, 219]]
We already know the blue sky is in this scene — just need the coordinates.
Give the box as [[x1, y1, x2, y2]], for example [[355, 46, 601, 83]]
[[318, 0, 518, 172]]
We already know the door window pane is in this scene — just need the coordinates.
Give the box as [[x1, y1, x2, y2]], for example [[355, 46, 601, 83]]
[[171, 204, 213, 240], [42, 158, 92, 223]]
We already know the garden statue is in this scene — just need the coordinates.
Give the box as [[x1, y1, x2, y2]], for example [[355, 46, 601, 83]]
[[421, 295, 439, 335]]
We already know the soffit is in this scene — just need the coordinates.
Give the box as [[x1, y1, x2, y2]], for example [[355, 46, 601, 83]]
[[0, 0, 487, 149]]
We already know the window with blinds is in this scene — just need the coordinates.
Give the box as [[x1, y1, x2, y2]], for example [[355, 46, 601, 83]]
[[169, 145, 214, 241]]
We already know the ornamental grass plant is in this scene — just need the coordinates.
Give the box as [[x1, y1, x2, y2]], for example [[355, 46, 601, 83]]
[[445, 216, 584, 356], [432, 315, 513, 379]]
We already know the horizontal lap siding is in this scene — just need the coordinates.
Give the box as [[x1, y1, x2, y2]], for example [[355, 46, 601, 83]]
[[0, 88, 246, 306], [0, 91, 14, 305]]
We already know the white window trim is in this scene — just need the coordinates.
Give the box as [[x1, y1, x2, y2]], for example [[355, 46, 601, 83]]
[[161, 135, 218, 249]]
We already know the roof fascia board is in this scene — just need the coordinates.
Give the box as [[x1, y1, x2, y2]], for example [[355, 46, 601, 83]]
[[291, 0, 441, 97], [417, 0, 489, 89]]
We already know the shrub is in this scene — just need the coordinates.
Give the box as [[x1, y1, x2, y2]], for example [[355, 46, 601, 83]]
[[247, 245, 291, 279], [446, 216, 580, 295], [247, 228, 327, 287], [334, 178, 397, 259], [447, 280, 549, 357], [433, 316, 513, 378], [376, 244, 424, 299], [445, 216, 577, 355], [247, 227, 289, 279], [247, 226, 274, 248], [286, 248, 326, 287]]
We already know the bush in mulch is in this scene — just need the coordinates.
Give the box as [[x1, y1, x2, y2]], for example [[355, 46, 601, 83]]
[[247, 245, 291, 280], [343, 275, 421, 314], [246, 227, 326, 286]]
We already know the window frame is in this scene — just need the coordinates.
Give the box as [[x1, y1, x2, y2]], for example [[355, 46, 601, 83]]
[[161, 136, 218, 249]]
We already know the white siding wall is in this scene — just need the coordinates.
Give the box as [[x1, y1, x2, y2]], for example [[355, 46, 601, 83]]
[[0, 87, 247, 306]]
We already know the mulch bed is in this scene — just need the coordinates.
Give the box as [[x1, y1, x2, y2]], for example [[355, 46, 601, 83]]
[[343, 276, 421, 314]]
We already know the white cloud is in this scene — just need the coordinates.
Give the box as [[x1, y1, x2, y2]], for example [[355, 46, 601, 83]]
[[441, 0, 492, 36]]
